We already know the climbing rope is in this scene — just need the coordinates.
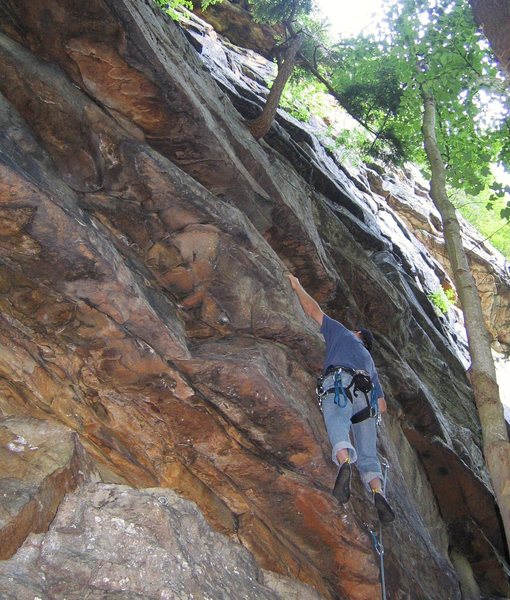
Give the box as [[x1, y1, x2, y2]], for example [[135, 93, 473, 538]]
[[364, 456, 390, 600]]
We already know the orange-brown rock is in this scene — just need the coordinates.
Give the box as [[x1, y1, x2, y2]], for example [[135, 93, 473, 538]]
[[192, 0, 281, 58], [0, 1, 508, 598]]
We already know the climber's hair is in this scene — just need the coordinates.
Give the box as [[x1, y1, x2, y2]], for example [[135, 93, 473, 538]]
[[357, 328, 374, 352]]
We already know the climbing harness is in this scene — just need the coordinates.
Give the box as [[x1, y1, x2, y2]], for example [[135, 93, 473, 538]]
[[364, 457, 390, 600], [316, 365, 378, 423]]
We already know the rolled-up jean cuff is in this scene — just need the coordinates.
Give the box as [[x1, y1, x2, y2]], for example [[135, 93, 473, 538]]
[[332, 441, 357, 466], [361, 470, 383, 490]]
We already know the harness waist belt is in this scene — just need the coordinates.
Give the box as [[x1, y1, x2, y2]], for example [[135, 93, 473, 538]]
[[323, 364, 355, 377]]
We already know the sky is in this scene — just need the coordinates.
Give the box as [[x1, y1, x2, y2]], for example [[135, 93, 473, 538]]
[[313, 0, 386, 38]]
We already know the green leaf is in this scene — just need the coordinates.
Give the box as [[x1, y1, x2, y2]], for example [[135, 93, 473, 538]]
[[500, 207, 510, 220]]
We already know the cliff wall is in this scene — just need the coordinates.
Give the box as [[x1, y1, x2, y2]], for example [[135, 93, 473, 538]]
[[0, 1, 509, 598]]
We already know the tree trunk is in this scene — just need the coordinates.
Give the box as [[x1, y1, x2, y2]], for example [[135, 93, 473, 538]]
[[248, 33, 303, 140], [421, 88, 510, 554]]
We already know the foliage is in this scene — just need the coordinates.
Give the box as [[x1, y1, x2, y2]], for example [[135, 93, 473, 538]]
[[393, 0, 510, 212], [320, 0, 510, 213], [453, 188, 510, 257], [326, 38, 403, 131], [279, 55, 510, 254], [280, 68, 327, 121], [155, 0, 510, 247], [280, 83, 312, 121], [154, 0, 192, 19], [154, 0, 221, 20], [247, 0, 313, 25], [320, 127, 370, 166], [428, 286, 456, 314]]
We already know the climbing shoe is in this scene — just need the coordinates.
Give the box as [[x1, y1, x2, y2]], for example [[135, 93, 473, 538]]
[[373, 491, 395, 524], [333, 460, 351, 503]]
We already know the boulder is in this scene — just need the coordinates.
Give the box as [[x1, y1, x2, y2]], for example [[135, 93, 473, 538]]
[[0, 483, 322, 599]]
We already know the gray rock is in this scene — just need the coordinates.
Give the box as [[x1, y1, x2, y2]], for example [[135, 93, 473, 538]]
[[0, 484, 322, 600], [0, 416, 96, 559], [0, 0, 508, 598]]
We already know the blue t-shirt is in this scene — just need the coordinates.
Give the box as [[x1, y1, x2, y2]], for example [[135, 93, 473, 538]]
[[320, 315, 384, 399]]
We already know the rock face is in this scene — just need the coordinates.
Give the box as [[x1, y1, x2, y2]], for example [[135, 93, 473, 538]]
[[366, 166, 510, 351], [0, 1, 509, 599], [470, 0, 510, 77], [0, 483, 322, 600], [0, 416, 95, 559], [192, 0, 510, 352]]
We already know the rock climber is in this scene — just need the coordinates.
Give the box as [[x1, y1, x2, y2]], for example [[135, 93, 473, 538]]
[[287, 273, 395, 523]]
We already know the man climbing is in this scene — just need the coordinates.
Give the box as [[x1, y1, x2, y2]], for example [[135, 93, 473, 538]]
[[287, 273, 395, 523]]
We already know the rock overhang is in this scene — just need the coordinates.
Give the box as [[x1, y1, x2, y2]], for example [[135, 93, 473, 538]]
[[0, 0, 509, 598]]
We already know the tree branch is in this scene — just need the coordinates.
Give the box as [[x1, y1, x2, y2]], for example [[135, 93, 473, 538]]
[[296, 51, 381, 137]]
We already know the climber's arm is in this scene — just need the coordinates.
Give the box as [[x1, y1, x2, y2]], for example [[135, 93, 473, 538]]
[[286, 273, 324, 326]]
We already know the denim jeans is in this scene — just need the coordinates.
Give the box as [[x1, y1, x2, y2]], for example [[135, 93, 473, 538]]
[[321, 371, 382, 489]]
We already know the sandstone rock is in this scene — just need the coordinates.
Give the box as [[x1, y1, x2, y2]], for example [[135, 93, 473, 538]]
[[371, 167, 510, 351], [0, 0, 508, 598], [192, 0, 280, 58], [0, 416, 95, 559], [194, 1, 510, 353]]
